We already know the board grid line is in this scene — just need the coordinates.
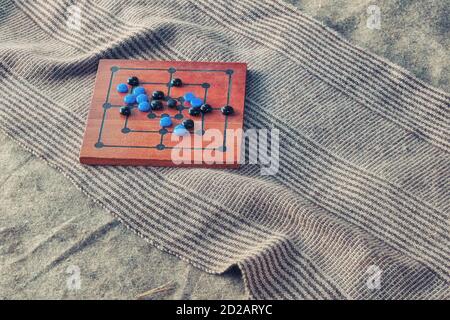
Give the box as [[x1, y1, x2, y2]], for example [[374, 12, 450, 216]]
[[95, 66, 234, 152]]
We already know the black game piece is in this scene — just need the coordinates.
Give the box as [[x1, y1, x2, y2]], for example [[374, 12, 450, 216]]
[[221, 105, 234, 115], [167, 98, 178, 108], [188, 107, 201, 116], [151, 100, 163, 110], [127, 76, 139, 86], [120, 106, 131, 116], [152, 90, 165, 100], [170, 78, 182, 87], [200, 104, 212, 113], [182, 119, 194, 129]]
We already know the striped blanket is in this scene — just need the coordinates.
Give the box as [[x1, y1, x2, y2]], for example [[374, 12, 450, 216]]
[[0, 0, 448, 299]]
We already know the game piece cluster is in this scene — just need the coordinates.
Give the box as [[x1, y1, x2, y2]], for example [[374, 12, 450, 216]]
[[115, 76, 234, 136]]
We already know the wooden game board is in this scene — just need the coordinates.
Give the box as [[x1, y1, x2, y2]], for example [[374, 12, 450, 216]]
[[79, 60, 247, 167]]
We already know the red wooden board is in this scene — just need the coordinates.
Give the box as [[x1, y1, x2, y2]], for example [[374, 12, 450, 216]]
[[79, 60, 247, 167]]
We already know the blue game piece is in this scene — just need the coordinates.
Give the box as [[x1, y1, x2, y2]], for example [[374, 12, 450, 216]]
[[124, 94, 136, 104], [160, 116, 172, 127], [190, 97, 203, 108], [174, 124, 188, 136], [138, 101, 151, 112], [136, 94, 149, 103], [117, 83, 128, 93], [184, 92, 195, 103], [133, 86, 146, 95]]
